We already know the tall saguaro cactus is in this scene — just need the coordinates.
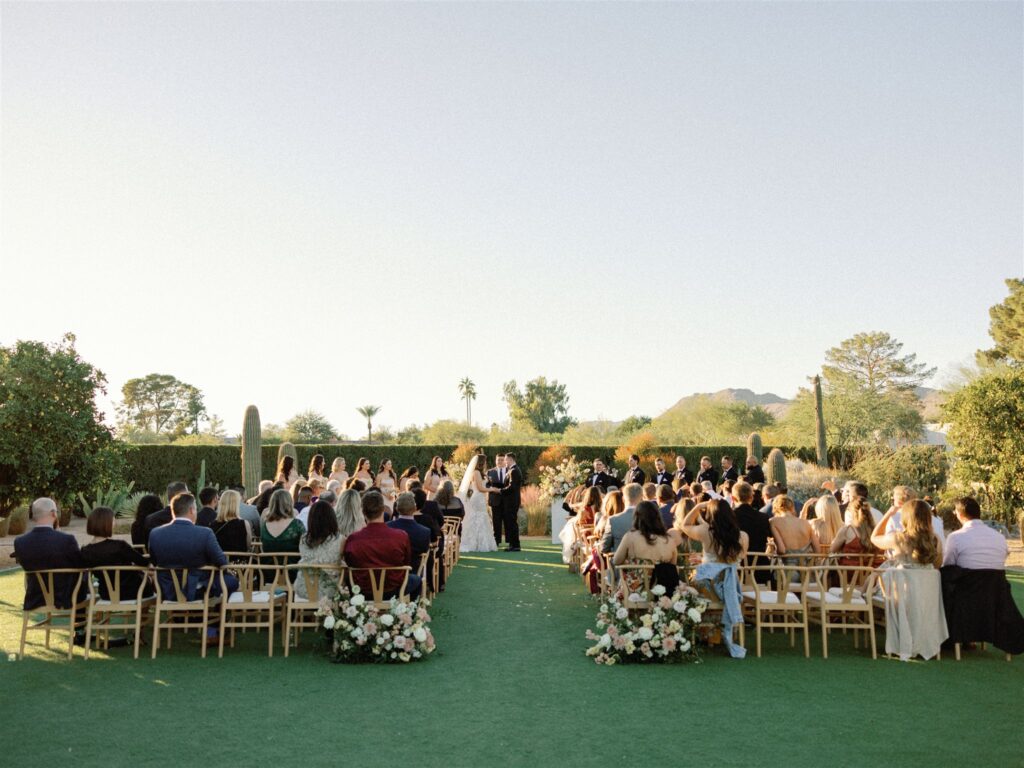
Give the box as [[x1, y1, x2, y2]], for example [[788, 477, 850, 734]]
[[277, 441, 297, 468], [746, 432, 763, 464], [241, 405, 262, 499], [765, 448, 787, 488], [813, 375, 828, 468]]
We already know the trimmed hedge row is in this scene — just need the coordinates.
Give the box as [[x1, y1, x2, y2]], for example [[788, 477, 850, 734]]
[[124, 443, 826, 493]]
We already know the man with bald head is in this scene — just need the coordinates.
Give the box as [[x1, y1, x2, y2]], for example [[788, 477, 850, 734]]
[[13, 498, 84, 611]]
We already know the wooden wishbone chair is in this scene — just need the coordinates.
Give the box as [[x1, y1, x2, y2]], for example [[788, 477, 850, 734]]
[[284, 564, 345, 655], [85, 566, 154, 659], [18, 569, 89, 660], [345, 566, 412, 607], [150, 566, 222, 659]]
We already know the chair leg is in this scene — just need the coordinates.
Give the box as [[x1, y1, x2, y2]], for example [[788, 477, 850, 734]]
[[151, 612, 160, 659], [84, 606, 94, 660], [217, 607, 225, 659], [133, 608, 143, 660], [868, 618, 877, 660], [756, 618, 762, 658], [284, 611, 291, 658], [955, 643, 961, 661], [67, 607, 78, 660], [19, 613, 29, 660], [802, 615, 810, 658], [268, 607, 275, 658]]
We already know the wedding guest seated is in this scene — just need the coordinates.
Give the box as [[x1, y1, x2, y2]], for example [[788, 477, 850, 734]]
[[334, 489, 366, 539], [829, 497, 883, 566], [940, 497, 1024, 656], [388, 492, 432, 572], [760, 484, 780, 515], [434, 481, 465, 525], [130, 493, 163, 547], [249, 480, 273, 506], [612, 500, 682, 593], [885, 485, 945, 545], [149, 493, 235, 644], [293, 484, 313, 517], [307, 478, 325, 504], [600, 483, 644, 554], [808, 495, 843, 553], [196, 487, 219, 528], [80, 506, 152, 599], [593, 489, 624, 536], [411, 488, 445, 591], [343, 491, 421, 600], [871, 500, 947, 660], [732, 482, 771, 584], [720, 479, 735, 503], [294, 500, 345, 601], [642, 483, 658, 502], [680, 499, 748, 658], [346, 478, 367, 493], [14, 498, 84, 612], [261, 489, 304, 565], [210, 490, 252, 557], [656, 484, 676, 530], [228, 484, 262, 534], [770, 495, 819, 565], [577, 487, 602, 528], [144, 481, 188, 543], [255, 482, 284, 515], [750, 483, 765, 510], [843, 481, 882, 524]]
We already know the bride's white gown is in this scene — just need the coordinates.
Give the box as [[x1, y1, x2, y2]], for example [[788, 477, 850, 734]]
[[459, 474, 497, 553]]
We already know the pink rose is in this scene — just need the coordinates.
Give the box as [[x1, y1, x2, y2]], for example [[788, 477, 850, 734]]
[[364, 622, 377, 636], [662, 637, 677, 652]]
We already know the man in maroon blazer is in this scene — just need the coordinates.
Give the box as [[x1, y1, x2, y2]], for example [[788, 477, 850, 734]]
[[343, 491, 421, 599]]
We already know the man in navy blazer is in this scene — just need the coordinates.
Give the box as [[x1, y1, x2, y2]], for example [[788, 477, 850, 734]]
[[13, 498, 84, 610], [149, 492, 234, 604], [388, 492, 432, 573]]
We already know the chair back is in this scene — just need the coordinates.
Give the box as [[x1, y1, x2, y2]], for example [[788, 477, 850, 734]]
[[346, 566, 411, 604], [616, 562, 655, 607], [28, 568, 87, 611], [153, 566, 219, 603], [91, 566, 150, 604], [286, 564, 344, 603], [762, 564, 814, 605], [822, 564, 877, 606]]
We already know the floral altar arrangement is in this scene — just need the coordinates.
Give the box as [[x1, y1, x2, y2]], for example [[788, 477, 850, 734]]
[[585, 584, 709, 665], [317, 585, 436, 663], [538, 456, 598, 501]]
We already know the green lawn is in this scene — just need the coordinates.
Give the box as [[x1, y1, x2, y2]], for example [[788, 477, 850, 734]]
[[2, 541, 1023, 768]]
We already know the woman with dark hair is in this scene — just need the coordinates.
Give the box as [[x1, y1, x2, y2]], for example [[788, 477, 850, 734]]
[[276, 455, 301, 487], [682, 499, 748, 658], [352, 457, 374, 486], [612, 500, 683, 592], [294, 500, 344, 600], [307, 454, 327, 484], [256, 482, 284, 515], [81, 507, 152, 599], [130, 494, 164, 546], [375, 458, 398, 514], [576, 486, 602, 528], [399, 466, 419, 492], [423, 456, 449, 498]]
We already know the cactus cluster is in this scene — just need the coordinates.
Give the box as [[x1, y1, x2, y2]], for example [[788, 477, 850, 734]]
[[813, 375, 828, 468], [746, 432, 763, 464], [242, 405, 262, 499], [765, 447, 787, 488]]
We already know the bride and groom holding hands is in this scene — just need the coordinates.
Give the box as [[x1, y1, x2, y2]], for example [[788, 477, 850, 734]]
[[457, 451, 522, 553]]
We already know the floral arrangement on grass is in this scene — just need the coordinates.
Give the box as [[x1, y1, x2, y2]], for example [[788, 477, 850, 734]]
[[585, 583, 708, 665], [537, 455, 594, 501], [317, 585, 436, 663]]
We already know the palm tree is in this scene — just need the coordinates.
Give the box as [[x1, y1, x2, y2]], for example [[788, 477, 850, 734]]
[[458, 377, 477, 425], [356, 405, 381, 442]]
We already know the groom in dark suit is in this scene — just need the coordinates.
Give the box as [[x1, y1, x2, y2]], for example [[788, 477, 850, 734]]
[[487, 453, 507, 547], [499, 453, 522, 552]]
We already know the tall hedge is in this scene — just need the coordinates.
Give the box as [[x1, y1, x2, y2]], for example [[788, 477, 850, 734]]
[[124, 442, 834, 491]]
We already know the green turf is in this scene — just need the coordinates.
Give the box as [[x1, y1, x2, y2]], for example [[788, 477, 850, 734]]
[[2, 542, 1023, 768]]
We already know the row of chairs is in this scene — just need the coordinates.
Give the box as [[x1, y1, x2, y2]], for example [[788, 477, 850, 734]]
[[19, 515, 465, 661]]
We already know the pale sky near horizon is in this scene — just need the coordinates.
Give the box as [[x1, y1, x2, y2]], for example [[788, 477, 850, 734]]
[[1, 1, 1021, 437]]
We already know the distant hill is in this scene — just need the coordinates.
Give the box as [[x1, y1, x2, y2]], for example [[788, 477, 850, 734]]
[[660, 389, 792, 419]]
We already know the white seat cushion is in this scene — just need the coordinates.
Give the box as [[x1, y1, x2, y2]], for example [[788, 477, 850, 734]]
[[743, 590, 802, 605], [94, 597, 155, 606], [805, 590, 866, 606], [229, 590, 273, 604]]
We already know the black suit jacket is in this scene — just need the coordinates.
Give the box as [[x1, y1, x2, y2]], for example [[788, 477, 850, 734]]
[[743, 465, 766, 485], [674, 468, 694, 485], [697, 468, 719, 487], [624, 468, 646, 486], [13, 526, 84, 610], [585, 472, 617, 491], [388, 518, 432, 564], [196, 506, 217, 528], [653, 471, 673, 487], [417, 501, 444, 538], [487, 468, 506, 508], [722, 466, 739, 483], [500, 465, 523, 511], [144, 507, 173, 544], [941, 566, 1024, 654], [734, 504, 772, 583]]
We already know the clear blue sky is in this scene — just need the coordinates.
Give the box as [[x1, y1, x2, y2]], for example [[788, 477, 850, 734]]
[[1, 1, 1021, 437]]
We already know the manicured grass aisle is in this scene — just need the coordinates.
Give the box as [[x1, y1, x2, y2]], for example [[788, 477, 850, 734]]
[[2, 544, 1024, 767]]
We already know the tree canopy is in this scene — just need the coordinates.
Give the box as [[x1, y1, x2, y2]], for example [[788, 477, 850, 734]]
[[823, 331, 935, 395], [502, 377, 576, 434], [284, 410, 337, 443], [117, 373, 207, 437], [977, 278, 1024, 368]]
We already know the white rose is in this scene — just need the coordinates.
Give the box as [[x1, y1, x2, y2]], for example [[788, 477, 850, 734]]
[[651, 584, 666, 597], [599, 633, 612, 649], [687, 608, 702, 623], [413, 627, 427, 643], [673, 601, 687, 613], [323, 615, 336, 630], [380, 614, 394, 627], [680, 639, 691, 652], [637, 627, 653, 641], [350, 594, 366, 607], [615, 607, 629, 620]]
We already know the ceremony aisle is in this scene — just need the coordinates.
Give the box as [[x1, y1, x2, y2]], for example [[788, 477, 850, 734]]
[[2, 549, 1024, 767]]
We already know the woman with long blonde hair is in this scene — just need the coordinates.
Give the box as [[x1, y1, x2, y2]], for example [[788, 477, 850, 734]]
[[810, 494, 843, 553], [328, 457, 349, 486], [334, 489, 366, 539]]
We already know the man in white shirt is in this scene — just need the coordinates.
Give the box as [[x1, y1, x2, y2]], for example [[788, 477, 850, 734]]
[[884, 485, 945, 545], [843, 481, 882, 525], [943, 497, 1008, 570]]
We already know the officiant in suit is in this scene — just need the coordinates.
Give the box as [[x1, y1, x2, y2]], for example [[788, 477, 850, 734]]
[[585, 458, 617, 491], [487, 453, 507, 547], [499, 453, 522, 552]]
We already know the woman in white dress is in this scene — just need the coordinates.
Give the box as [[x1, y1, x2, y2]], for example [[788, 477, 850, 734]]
[[458, 454, 500, 552], [328, 457, 349, 487]]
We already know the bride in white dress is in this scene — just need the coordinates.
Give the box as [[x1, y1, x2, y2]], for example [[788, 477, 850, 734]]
[[458, 453, 499, 553]]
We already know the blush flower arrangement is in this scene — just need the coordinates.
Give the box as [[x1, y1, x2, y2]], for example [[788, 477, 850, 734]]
[[585, 583, 708, 665], [537, 456, 595, 502], [317, 585, 436, 663]]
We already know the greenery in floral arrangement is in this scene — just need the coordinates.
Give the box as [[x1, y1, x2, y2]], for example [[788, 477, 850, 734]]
[[585, 583, 709, 665], [316, 585, 435, 663]]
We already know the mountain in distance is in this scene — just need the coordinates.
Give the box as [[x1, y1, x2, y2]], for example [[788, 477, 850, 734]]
[[660, 389, 792, 419]]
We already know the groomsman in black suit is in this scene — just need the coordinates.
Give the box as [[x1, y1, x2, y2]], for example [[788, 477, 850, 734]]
[[499, 453, 522, 552], [673, 455, 694, 485], [743, 456, 766, 485], [721, 455, 739, 484], [652, 457, 673, 487], [624, 454, 646, 486], [696, 456, 719, 487], [585, 458, 617, 491], [487, 454, 507, 547]]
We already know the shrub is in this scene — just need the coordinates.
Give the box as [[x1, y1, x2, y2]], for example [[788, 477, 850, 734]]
[[850, 446, 948, 510], [521, 485, 550, 536], [614, 432, 661, 475], [6, 504, 30, 535], [534, 444, 572, 475]]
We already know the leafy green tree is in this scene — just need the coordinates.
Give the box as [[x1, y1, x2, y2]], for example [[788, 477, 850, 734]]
[[284, 410, 337, 443], [0, 334, 125, 516], [458, 377, 477, 424], [942, 368, 1024, 523], [356, 405, 381, 442], [823, 331, 935, 396], [850, 446, 948, 509], [117, 373, 206, 437], [615, 415, 652, 438], [421, 419, 487, 444], [502, 377, 576, 434], [261, 423, 285, 444], [977, 278, 1024, 367]]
